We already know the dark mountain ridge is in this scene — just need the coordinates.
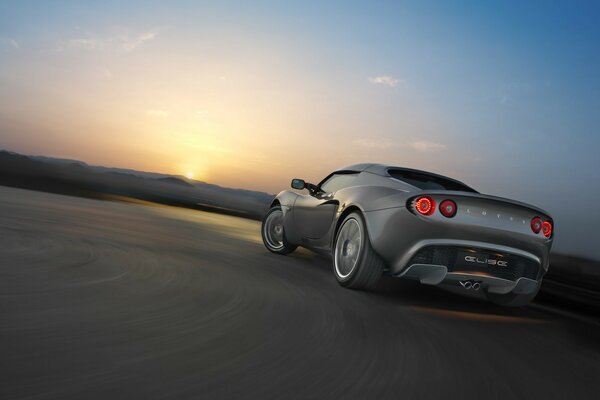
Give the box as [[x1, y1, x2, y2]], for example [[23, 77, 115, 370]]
[[0, 150, 272, 219]]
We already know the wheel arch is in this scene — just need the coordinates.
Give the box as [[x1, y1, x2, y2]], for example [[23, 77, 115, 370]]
[[331, 204, 365, 249], [331, 203, 385, 259], [269, 199, 281, 208], [269, 190, 301, 244], [269, 190, 299, 217]]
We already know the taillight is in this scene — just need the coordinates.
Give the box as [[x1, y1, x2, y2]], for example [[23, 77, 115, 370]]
[[439, 199, 457, 218], [530, 217, 542, 234], [542, 221, 552, 238], [414, 196, 435, 216]]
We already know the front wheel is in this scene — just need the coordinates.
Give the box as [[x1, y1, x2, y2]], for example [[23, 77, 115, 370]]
[[333, 212, 384, 290], [261, 205, 297, 255]]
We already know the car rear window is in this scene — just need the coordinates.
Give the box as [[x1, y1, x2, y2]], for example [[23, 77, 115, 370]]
[[388, 169, 477, 192]]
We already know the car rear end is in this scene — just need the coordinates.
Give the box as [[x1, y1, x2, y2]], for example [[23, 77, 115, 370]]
[[365, 191, 553, 296]]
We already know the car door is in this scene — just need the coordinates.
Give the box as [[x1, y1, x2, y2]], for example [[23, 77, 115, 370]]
[[293, 172, 358, 240]]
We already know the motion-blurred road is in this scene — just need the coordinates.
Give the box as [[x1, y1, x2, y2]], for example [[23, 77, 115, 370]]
[[1, 186, 599, 400]]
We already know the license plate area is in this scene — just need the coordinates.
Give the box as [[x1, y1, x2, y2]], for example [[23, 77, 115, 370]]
[[454, 250, 510, 273]]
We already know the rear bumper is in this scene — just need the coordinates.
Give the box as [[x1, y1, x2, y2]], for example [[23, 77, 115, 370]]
[[398, 263, 539, 294], [364, 206, 553, 286]]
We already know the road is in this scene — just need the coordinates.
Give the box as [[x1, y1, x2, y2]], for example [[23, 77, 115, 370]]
[[1, 186, 599, 399]]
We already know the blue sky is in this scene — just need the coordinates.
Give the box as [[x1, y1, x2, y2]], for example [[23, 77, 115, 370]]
[[0, 1, 599, 258]]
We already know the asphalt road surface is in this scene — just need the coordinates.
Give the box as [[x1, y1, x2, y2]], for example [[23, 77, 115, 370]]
[[1, 186, 599, 400]]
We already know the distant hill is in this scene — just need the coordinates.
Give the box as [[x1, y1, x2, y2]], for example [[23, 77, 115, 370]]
[[0, 150, 273, 219], [32, 154, 190, 180], [157, 176, 194, 187]]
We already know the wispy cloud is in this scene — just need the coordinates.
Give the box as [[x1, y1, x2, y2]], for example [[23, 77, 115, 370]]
[[68, 37, 100, 51], [352, 138, 396, 149], [409, 140, 446, 152], [368, 75, 402, 88], [68, 29, 159, 53], [146, 109, 170, 118], [0, 37, 20, 50], [121, 31, 157, 52]]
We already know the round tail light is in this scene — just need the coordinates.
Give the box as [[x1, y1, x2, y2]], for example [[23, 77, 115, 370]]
[[439, 199, 457, 218], [415, 196, 435, 216], [530, 217, 542, 234], [542, 221, 552, 238]]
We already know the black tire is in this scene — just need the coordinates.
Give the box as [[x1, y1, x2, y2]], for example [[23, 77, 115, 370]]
[[261, 205, 297, 255], [332, 211, 385, 290], [485, 282, 541, 307]]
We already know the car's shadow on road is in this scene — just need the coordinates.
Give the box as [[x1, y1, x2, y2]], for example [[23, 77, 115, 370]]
[[374, 275, 600, 351], [289, 247, 600, 331], [290, 248, 524, 317]]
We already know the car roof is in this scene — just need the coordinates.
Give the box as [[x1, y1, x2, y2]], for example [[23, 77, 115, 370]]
[[338, 163, 450, 178], [337, 163, 402, 175], [337, 163, 379, 173], [337, 163, 475, 191]]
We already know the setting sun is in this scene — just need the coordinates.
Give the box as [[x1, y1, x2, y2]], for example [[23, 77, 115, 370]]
[[186, 171, 194, 180]]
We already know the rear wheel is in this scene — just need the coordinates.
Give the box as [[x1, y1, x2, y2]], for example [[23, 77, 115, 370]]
[[485, 283, 541, 307], [333, 212, 384, 290], [261, 205, 297, 255]]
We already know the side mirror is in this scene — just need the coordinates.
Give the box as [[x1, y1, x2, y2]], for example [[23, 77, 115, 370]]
[[291, 178, 306, 190]]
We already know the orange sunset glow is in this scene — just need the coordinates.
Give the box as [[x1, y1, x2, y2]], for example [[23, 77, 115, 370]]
[[0, 4, 478, 194]]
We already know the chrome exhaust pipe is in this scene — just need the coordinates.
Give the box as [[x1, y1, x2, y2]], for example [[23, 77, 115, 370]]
[[459, 280, 473, 290], [459, 280, 481, 291]]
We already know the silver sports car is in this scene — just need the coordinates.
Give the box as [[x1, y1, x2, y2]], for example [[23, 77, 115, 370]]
[[261, 163, 553, 306]]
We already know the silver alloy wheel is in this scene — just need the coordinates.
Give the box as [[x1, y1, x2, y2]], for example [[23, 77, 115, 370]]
[[334, 217, 362, 278], [263, 209, 285, 250]]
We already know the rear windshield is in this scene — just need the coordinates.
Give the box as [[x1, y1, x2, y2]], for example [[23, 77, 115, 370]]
[[388, 169, 477, 192]]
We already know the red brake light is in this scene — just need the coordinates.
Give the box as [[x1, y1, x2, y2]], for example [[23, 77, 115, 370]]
[[415, 196, 435, 215], [530, 217, 542, 234], [542, 221, 552, 238], [439, 199, 457, 218]]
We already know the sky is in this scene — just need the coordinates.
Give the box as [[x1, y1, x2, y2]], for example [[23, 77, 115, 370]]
[[0, 0, 599, 258]]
